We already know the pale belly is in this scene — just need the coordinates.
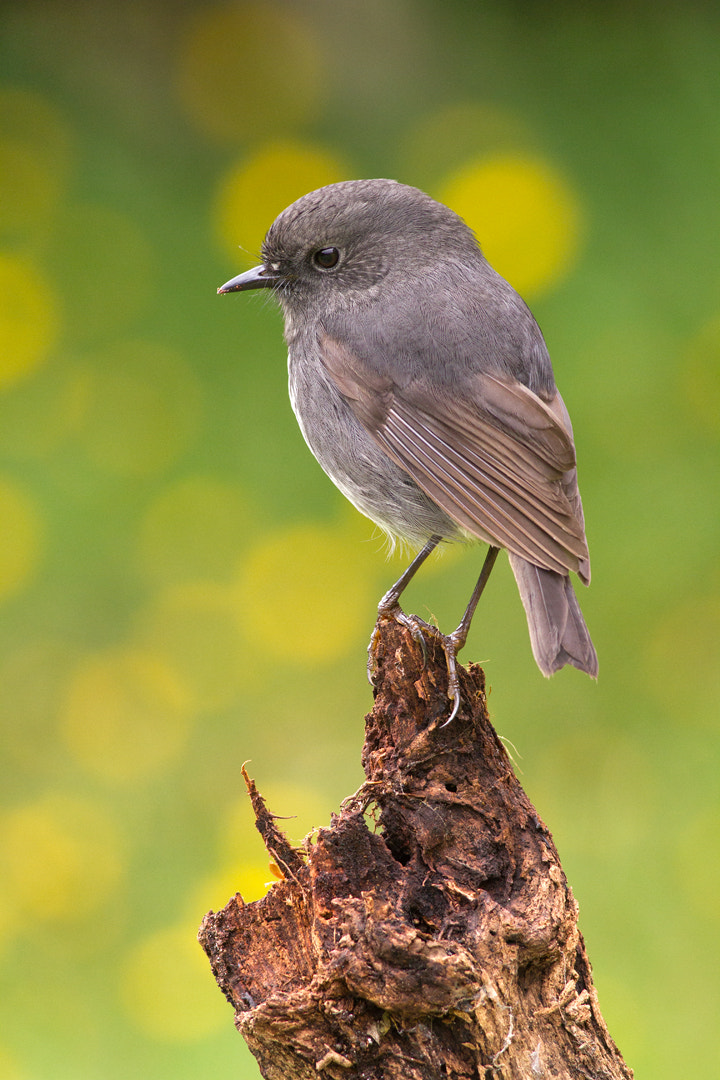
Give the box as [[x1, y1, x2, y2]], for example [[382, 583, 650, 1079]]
[[287, 346, 460, 546]]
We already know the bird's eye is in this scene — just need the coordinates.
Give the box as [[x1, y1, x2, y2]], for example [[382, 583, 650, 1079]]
[[312, 246, 340, 270]]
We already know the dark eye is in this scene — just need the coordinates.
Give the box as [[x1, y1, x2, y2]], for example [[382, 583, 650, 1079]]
[[312, 246, 340, 270]]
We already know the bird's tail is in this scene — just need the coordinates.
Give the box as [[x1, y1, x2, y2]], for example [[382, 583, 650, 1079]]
[[508, 554, 598, 678]]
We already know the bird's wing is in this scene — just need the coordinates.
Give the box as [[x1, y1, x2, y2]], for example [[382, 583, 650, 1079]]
[[319, 333, 589, 578]]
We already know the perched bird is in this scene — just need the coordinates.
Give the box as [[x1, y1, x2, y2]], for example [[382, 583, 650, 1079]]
[[219, 179, 597, 719]]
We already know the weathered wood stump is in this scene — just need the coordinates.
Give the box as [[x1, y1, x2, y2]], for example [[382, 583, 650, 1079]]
[[199, 618, 632, 1079]]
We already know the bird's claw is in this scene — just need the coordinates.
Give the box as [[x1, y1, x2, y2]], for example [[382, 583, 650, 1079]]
[[366, 625, 380, 685], [368, 605, 465, 724], [440, 630, 466, 724], [395, 609, 430, 664], [367, 606, 425, 685]]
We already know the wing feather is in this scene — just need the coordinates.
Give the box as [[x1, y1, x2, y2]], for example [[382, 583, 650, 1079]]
[[382, 409, 584, 573], [319, 334, 590, 576]]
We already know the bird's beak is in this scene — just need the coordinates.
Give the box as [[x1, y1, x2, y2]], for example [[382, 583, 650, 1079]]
[[217, 264, 280, 294]]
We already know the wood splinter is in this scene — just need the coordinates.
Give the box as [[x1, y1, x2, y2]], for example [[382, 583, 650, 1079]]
[[199, 619, 632, 1080]]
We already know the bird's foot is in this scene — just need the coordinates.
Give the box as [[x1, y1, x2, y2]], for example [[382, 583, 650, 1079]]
[[367, 603, 464, 724], [367, 604, 427, 682]]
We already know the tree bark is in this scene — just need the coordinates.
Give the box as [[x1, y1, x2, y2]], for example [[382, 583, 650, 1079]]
[[199, 618, 633, 1079]]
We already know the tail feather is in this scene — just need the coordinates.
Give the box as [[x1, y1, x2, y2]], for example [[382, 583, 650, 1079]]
[[508, 553, 598, 678]]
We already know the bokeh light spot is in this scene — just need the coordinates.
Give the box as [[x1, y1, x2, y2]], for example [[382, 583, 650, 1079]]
[[44, 204, 154, 340], [0, 255, 60, 388], [120, 923, 226, 1041], [235, 521, 374, 663], [134, 583, 246, 711], [438, 154, 584, 297], [193, 864, 270, 911], [0, 1046, 25, 1080], [0, 794, 123, 922], [60, 648, 194, 783], [137, 476, 253, 585], [0, 477, 43, 600], [196, 780, 341, 914], [0, 87, 73, 238], [214, 141, 349, 263], [79, 341, 202, 475], [177, 3, 322, 144], [250, 781, 334, 847]]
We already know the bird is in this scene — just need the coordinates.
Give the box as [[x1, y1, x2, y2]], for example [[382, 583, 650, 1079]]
[[218, 178, 597, 720]]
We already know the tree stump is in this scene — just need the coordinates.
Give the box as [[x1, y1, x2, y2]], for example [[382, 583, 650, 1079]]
[[198, 618, 632, 1079]]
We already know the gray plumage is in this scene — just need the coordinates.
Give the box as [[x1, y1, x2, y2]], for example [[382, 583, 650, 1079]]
[[219, 178, 598, 682]]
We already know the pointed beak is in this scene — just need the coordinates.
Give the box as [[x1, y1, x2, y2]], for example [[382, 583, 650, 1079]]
[[217, 264, 280, 294]]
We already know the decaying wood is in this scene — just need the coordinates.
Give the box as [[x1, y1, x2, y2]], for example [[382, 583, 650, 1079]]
[[199, 618, 632, 1079]]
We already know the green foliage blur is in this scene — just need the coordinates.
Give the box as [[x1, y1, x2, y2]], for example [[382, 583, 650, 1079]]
[[0, 2, 718, 1077]]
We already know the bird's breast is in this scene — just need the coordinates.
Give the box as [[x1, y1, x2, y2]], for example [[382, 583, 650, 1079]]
[[286, 339, 460, 545]]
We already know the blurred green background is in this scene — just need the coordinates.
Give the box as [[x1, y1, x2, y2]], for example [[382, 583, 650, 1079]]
[[0, 1, 718, 1077]]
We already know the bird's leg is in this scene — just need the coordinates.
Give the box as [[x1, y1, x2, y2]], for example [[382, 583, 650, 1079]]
[[441, 545, 500, 725], [368, 540, 500, 725], [377, 534, 442, 614], [368, 535, 441, 676]]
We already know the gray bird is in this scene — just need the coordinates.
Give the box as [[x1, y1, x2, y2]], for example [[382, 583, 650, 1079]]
[[219, 179, 597, 719]]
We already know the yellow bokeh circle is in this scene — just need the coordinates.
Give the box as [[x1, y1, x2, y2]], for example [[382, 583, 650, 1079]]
[[120, 923, 226, 1041], [0, 793, 123, 922], [193, 863, 271, 911], [0, 886, 17, 953], [0, 1046, 25, 1080], [0, 477, 43, 600], [60, 648, 194, 783], [235, 521, 374, 663], [214, 141, 349, 263], [177, 3, 322, 144], [0, 255, 60, 388], [438, 154, 584, 297]]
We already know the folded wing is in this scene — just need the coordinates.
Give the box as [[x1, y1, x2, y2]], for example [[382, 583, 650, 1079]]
[[320, 334, 590, 581]]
